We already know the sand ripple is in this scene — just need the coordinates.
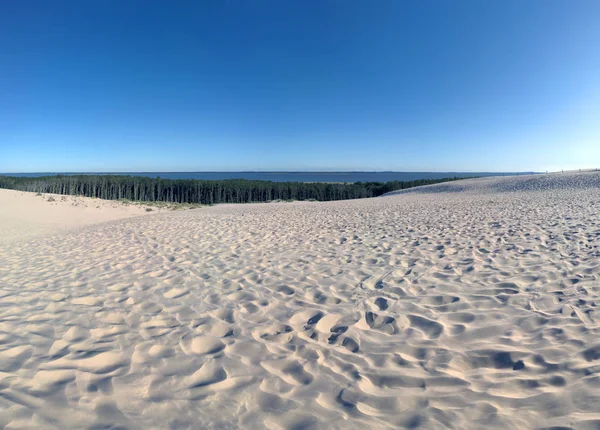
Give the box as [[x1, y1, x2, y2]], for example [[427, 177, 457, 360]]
[[1, 172, 600, 429]]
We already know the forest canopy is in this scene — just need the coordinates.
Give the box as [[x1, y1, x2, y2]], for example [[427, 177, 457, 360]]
[[0, 175, 465, 205]]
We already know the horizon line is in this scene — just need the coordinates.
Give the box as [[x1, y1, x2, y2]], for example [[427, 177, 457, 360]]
[[0, 170, 540, 175]]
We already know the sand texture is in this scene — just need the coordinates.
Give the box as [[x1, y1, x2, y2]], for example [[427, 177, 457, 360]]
[[1, 172, 600, 429]]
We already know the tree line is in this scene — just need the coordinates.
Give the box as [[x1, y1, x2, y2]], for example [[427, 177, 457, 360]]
[[0, 175, 465, 204]]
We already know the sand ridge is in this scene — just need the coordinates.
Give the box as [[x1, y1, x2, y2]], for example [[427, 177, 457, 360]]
[[0, 172, 600, 429]]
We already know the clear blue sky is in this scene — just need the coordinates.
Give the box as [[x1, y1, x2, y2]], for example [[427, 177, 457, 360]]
[[1, 1, 599, 172]]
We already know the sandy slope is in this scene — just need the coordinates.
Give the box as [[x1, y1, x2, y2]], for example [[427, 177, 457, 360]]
[[1, 172, 599, 429], [0, 189, 158, 243]]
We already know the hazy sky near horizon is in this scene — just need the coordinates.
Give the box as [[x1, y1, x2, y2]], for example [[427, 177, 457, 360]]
[[1, 1, 599, 172]]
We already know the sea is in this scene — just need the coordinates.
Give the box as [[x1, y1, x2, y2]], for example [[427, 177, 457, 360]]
[[1, 171, 537, 183]]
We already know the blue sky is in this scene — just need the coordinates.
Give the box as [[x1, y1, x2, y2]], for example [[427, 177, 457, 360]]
[[1, 0, 599, 172]]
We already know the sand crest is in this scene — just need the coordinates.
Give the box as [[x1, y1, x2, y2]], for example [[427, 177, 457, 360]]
[[1, 172, 599, 429]]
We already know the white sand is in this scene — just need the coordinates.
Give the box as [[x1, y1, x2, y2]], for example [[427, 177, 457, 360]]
[[1, 172, 599, 429], [0, 189, 158, 244]]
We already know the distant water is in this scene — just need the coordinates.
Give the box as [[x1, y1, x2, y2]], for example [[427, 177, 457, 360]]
[[1, 171, 537, 183]]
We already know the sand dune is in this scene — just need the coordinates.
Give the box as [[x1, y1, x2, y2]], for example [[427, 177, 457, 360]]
[[1, 172, 600, 429], [0, 189, 159, 244]]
